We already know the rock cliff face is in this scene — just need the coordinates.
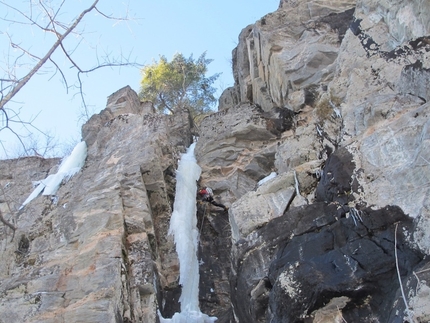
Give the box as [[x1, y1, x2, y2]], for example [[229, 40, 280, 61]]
[[1, 0, 430, 322], [201, 0, 430, 321], [0, 86, 195, 322]]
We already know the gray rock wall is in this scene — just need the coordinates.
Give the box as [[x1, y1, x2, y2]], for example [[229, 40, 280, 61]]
[[232, 0, 356, 112], [196, 0, 430, 322]]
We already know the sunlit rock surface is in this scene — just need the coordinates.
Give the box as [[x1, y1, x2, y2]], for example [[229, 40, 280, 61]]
[[0, 86, 193, 322]]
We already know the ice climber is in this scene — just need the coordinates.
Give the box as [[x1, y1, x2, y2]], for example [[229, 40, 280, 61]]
[[197, 187, 228, 211]]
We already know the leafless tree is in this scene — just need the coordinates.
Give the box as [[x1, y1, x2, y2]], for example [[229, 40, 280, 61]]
[[0, 184, 16, 237], [0, 0, 139, 157], [8, 130, 62, 158]]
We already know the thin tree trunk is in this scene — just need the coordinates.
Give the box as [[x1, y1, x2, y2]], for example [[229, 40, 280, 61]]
[[0, 209, 16, 232]]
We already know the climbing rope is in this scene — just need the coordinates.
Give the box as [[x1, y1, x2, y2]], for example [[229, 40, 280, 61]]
[[199, 202, 209, 234]]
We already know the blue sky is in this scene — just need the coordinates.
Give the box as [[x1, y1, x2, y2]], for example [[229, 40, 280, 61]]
[[0, 0, 278, 157]]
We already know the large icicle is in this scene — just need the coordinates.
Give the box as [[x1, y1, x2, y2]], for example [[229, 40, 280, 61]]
[[159, 143, 217, 323], [20, 141, 87, 209]]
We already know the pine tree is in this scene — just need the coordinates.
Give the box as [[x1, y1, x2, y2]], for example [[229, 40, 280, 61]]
[[139, 52, 220, 117]]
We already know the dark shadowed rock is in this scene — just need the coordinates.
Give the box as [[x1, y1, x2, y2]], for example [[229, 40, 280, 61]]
[[230, 202, 426, 323], [315, 147, 357, 205], [269, 205, 423, 322], [197, 204, 234, 322]]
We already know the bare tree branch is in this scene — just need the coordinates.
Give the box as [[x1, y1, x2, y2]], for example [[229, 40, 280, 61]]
[[0, 105, 54, 157], [48, 58, 69, 91], [0, 0, 100, 111], [0, 0, 141, 158], [0, 0, 59, 35]]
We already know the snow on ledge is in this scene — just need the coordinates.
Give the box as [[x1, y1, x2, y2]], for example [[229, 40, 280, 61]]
[[257, 171, 277, 186]]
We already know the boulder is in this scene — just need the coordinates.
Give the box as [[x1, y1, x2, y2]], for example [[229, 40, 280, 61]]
[[229, 172, 296, 242], [218, 86, 239, 111]]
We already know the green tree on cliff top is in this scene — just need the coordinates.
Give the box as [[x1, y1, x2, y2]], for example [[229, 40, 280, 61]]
[[139, 52, 220, 117]]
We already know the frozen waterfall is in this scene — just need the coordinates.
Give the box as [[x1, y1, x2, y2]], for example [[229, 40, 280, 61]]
[[159, 143, 217, 323]]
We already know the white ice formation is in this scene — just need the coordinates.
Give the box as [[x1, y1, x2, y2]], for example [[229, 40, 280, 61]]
[[20, 141, 87, 209], [159, 143, 217, 323]]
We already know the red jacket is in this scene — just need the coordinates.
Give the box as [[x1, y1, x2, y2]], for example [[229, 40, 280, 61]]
[[199, 189, 208, 195], [198, 187, 213, 199]]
